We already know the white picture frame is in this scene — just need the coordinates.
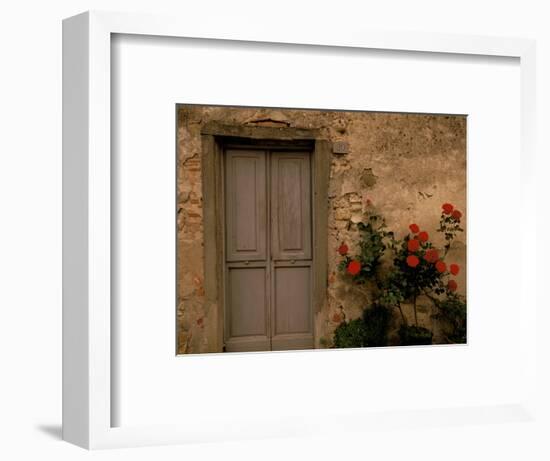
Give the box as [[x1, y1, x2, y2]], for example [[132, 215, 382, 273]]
[[62, 10, 537, 449]]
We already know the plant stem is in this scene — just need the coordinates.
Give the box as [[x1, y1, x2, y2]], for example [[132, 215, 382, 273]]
[[422, 288, 439, 305], [397, 302, 407, 326], [413, 292, 418, 326]]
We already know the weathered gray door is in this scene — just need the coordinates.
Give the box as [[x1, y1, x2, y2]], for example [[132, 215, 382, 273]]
[[224, 148, 313, 352]]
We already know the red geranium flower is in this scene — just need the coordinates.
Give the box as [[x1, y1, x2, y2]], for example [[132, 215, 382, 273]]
[[447, 279, 458, 292], [452, 209, 462, 220], [406, 255, 420, 268], [418, 231, 429, 242], [450, 264, 460, 275], [407, 238, 420, 252], [435, 260, 447, 273], [347, 260, 361, 275], [409, 223, 420, 234], [338, 244, 349, 256], [424, 248, 439, 263], [442, 203, 454, 214]]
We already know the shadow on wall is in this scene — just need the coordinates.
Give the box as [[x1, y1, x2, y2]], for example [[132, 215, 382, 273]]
[[36, 424, 62, 440]]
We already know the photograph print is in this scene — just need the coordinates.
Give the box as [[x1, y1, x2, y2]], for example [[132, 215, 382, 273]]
[[177, 104, 466, 354]]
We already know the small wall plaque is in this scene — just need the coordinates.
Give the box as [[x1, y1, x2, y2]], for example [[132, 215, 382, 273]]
[[332, 140, 350, 154]]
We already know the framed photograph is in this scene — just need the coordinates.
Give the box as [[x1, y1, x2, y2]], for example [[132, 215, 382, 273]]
[[63, 11, 537, 449]]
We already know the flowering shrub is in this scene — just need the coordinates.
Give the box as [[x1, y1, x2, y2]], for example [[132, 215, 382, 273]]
[[335, 203, 466, 346]]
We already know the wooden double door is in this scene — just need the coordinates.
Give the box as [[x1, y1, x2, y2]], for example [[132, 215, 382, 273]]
[[224, 146, 314, 352]]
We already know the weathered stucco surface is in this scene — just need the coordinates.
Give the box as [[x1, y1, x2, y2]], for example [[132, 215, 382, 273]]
[[177, 105, 467, 354]]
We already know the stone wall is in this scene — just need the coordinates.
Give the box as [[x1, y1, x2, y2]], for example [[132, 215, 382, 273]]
[[177, 105, 467, 354]]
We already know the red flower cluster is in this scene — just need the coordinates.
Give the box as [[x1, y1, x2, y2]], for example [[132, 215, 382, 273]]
[[418, 231, 429, 242], [408, 224, 428, 254], [442, 203, 463, 221], [446, 264, 460, 291], [435, 260, 447, 273], [424, 248, 439, 263], [347, 260, 361, 275], [442, 203, 454, 214], [406, 255, 420, 268], [339, 205, 463, 294], [447, 280, 458, 292], [407, 238, 420, 252], [403, 225, 460, 291]]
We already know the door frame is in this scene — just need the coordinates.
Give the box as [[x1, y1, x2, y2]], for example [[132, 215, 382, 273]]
[[200, 122, 330, 352]]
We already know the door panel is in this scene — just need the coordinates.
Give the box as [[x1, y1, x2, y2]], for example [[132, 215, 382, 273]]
[[228, 267, 267, 337], [271, 152, 311, 261], [273, 265, 312, 335], [225, 149, 267, 262], [225, 266, 270, 352]]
